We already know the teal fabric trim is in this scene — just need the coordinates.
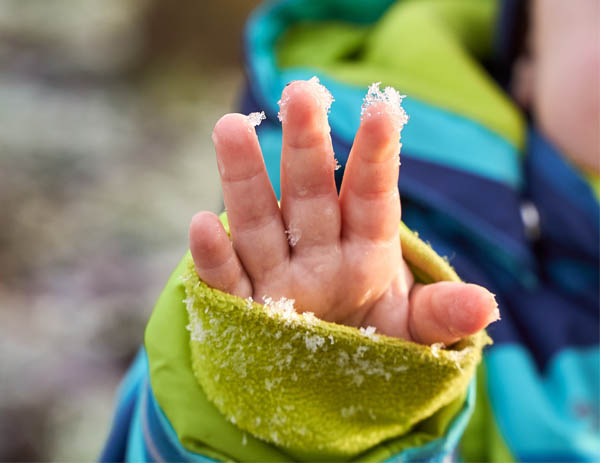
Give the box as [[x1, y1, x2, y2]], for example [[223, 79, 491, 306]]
[[120, 345, 478, 462], [146, 353, 478, 462], [246, 4, 522, 189], [119, 349, 148, 401], [486, 345, 600, 460], [150, 382, 219, 462], [126, 377, 149, 462], [285, 69, 521, 188], [255, 126, 282, 198], [255, 69, 521, 189], [246, 0, 396, 104], [384, 380, 477, 462]]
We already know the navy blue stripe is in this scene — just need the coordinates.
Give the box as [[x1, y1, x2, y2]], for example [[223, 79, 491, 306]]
[[526, 142, 599, 262], [399, 154, 531, 263]]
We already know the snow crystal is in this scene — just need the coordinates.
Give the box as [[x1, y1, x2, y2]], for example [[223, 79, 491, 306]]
[[353, 345, 369, 360], [247, 111, 266, 129], [270, 431, 280, 445], [245, 296, 254, 310], [304, 334, 325, 353], [278, 76, 334, 122], [367, 408, 377, 420], [186, 317, 207, 342], [184, 296, 210, 343], [430, 342, 445, 358], [272, 407, 288, 425], [262, 296, 299, 325], [351, 374, 365, 386], [361, 82, 409, 134], [307, 76, 334, 113], [337, 350, 349, 367], [359, 325, 379, 341], [491, 307, 501, 321], [447, 347, 472, 372], [302, 312, 318, 325], [341, 405, 359, 418], [285, 227, 301, 247], [264, 377, 282, 391]]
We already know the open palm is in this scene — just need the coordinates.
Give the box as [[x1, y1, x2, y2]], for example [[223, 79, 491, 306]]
[[189, 79, 498, 345]]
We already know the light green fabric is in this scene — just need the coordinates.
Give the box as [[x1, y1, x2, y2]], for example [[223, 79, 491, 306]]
[[278, 0, 525, 149], [582, 168, 600, 201], [146, 215, 490, 461], [145, 255, 289, 462], [460, 363, 515, 463]]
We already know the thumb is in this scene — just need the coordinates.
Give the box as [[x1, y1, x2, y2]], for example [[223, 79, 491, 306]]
[[408, 281, 499, 345]]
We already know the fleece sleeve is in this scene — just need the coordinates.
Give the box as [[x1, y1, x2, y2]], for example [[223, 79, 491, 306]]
[[101, 220, 489, 462]]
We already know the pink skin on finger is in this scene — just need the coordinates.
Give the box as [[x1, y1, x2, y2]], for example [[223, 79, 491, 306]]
[[408, 282, 499, 345], [191, 79, 500, 347], [212, 113, 290, 281], [189, 211, 252, 298], [279, 78, 342, 252]]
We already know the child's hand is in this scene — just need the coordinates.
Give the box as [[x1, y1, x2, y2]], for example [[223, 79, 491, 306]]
[[189, 79, 498, 345]]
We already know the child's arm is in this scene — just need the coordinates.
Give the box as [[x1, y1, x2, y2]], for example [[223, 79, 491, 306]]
[[190, 78, 498, 345], [100, 79, 498, 463]]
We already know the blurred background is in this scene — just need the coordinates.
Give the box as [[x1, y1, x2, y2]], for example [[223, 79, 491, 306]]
[[0, 0, 260, 459]]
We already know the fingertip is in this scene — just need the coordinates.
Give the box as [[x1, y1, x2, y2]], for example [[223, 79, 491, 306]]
[[279, 79, 334, 149], [189, 211, 253, 298], [444, 283, 499, 336], [189, 211, 228, 263], [212, 113, 265, 181], [279, 78, 334, 124], [360, 82, 408, 134], [212, 113, 257, 148], [409, 282, 498, 345], [357, 101, 403, 154]]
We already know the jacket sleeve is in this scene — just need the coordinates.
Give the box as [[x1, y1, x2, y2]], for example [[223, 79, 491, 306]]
[[101, 219, 489, 463]]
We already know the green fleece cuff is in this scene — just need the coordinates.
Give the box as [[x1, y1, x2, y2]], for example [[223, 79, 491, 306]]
[[146, 219, 490, 461], [184, 256, 488, 459]]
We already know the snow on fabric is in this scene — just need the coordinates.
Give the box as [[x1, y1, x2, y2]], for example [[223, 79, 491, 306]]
[[181, 255, 489, 457]]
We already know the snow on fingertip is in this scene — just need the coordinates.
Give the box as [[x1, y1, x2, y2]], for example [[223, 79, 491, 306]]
[[307, 76, 335, 114], [277, 76, 335, 122], [361, 82, 409, 133], [247, 111, 266, 130]]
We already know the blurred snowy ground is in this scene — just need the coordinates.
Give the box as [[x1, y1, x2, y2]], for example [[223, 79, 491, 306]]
[[0, 0, 259, 459]]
